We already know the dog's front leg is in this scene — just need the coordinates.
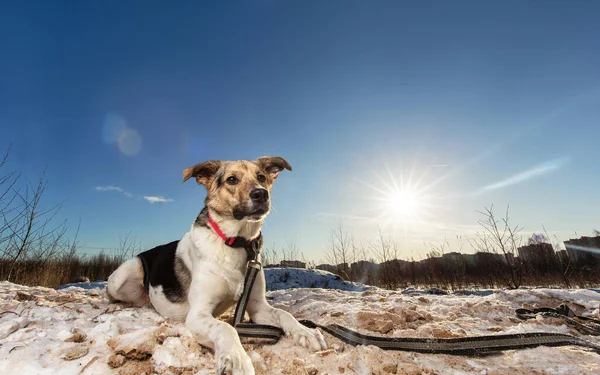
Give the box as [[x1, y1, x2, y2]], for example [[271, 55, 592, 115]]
[[246, 269, 327, 351], [186, 275, 254, 375]]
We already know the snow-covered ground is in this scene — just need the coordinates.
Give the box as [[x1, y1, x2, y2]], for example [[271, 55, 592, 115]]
[[1, 271, 600, 374], [55, 268, 375, 293], [265, 267, 375, 292]]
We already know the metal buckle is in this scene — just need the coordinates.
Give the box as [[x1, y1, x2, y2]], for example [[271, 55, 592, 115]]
[[248, 259, 262, 270]]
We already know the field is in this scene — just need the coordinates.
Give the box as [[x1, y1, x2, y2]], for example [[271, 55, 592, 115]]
[[1, 269, 599, 375]]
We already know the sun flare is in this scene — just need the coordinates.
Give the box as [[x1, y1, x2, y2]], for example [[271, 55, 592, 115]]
[[354, 160, 444, 233], [388, 189, 420, 218]]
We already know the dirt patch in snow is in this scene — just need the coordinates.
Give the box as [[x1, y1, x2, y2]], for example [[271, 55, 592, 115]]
[[1, 282, 599, 374]]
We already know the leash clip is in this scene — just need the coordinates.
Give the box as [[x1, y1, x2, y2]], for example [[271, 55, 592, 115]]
[[248, 259, 262, 270]]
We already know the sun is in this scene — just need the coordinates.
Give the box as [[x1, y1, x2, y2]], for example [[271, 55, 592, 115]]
[[353, 160, 442, 232], [388, 189, 420, 218]]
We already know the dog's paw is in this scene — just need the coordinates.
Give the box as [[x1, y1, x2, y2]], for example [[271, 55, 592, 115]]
[[289, 325, 328, 352], [216, 347, 255, 375]]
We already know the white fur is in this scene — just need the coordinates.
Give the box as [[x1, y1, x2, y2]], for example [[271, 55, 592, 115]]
[[149, 285, 189, 321], [106, 210, 327, 375], [106, 257, 149, 307]]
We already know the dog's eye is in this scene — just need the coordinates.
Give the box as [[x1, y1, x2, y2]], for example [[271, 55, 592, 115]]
[[257, 174, 266, 183], [226, 176, 238, 185]]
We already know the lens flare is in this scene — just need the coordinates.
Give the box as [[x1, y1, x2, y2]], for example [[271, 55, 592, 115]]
[[566, 244, 600, 255], [102, 112, 143, 156], [118, 129, 142, 156]]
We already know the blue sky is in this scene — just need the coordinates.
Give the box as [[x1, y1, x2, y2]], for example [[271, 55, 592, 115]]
[[1, 1, 599, 261]]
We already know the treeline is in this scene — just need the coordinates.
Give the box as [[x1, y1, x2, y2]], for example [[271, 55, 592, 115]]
[[267, 207, 600, 290], [313, 248, 600, 291]]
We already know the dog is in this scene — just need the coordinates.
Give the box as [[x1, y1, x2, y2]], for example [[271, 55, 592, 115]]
[[106, 156, 327, 375]]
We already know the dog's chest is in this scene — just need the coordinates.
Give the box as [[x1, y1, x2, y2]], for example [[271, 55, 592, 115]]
[[191, 246, 248, 297], [184, 228, 251, 302], [208, 252, 247, 300]]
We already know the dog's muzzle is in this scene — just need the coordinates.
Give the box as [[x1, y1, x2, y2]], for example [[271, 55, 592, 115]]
[[233, 204, 270, 221], [250, 188, 269, 204]]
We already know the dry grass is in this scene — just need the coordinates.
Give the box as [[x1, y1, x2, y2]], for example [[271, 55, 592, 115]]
[[0, 252, 124, 288]]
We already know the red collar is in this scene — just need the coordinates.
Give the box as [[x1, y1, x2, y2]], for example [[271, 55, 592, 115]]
[[207, 213, 228, 242], [207, 213, 262, 260]]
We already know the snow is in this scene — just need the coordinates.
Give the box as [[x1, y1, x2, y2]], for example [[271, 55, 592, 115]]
[[56, 280, 107, 291], [1, 270, 600, 374], [264, 267, 375, 292], [53, 268, 375, 293]]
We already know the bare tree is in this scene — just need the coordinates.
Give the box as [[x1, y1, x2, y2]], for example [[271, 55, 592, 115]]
[[423, 239, 445, 289], [369, 229, 400, 289], [424, 237, 467, 290], [116, 232, 143, 262], [541, 225, 573, 288], [0, 145, 22, 248], [2, 170, 70, 282], [261, 241, 279, 267], [261, 245, 271, 266], [425, 238, 447, 258], [324, 221, 354, 280], [62, 219, 82, 262], [281, 239, 298, 262], [468, 204, 523, 289], [350, 234, 368, 263], [527, 232, 549, 245]]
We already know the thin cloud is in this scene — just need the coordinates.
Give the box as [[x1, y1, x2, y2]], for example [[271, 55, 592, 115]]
[[143, 196, 174, 204], [95, 185, 171, 204], [95, 185, 132, 198], [473, 157, 569, 196], [95, 186, 125, 192]]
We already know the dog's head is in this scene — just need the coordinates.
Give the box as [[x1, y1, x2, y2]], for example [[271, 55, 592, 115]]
[[182, 156, 292, 221]]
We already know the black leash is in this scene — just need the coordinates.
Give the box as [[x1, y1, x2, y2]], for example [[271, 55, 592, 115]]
[[516, 304, 600, 336], [296, 320, 600, 354], [233, 258, 284, 342], [233, 258, 600, 354]]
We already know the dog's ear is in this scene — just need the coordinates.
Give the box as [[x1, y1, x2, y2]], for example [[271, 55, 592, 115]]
[[182, 160, 222, 187], [256, 156, 292, 180]]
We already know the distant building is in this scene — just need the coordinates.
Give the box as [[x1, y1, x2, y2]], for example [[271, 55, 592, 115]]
[[517, 243, 555, 262], [315, 264, 337, 274], [517, 242, 556, 272], [349, 260, 379, 284], [280, 260, 306, 269], [556, 250, 569, 264], [443, 252, 464, 262], [462, 254, 476, 266], [564, 236, 600, 265], [474, 251, 505, 265]]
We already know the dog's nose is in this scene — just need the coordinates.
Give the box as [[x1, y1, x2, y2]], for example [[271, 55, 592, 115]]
[[250, 188, 269, 203]]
